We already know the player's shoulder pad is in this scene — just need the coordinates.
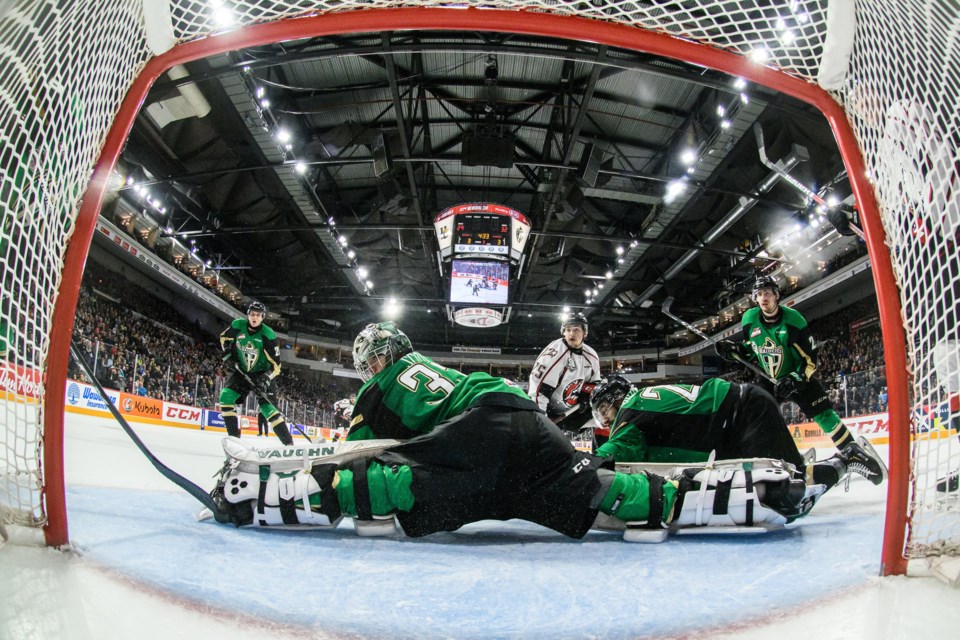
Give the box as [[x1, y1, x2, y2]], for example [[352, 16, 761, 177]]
[[231, 317, 247, 330], [581, 343, 600, 359], [740, 307, 760, 324], [260, 324, 278, 340], [778, 306, 808, 329], [537, 337, 565, 356]]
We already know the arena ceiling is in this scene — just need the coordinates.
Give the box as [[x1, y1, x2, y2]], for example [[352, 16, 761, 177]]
[[111, 29, 860, 353]]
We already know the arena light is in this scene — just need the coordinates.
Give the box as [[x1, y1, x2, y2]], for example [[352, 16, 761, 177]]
[[664, 179, 687, 204], [383, 297, 401, 320]]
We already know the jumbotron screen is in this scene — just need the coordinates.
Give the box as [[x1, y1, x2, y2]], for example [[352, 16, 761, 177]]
[[449, 259, 509, 305]]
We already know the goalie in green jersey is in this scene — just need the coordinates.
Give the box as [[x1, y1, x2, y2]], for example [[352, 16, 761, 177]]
[[212, 321, 812, 540], [715, 276, 885, 484], [590, 375, 884, 489], [218, 302, 292, 445]]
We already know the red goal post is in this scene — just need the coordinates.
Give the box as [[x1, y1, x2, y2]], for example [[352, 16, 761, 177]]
[[3, 1, 954, 577]]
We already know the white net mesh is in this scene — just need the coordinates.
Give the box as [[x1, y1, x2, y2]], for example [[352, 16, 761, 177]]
[[836, 2, 960, 559], [0, 0, 956, 558]]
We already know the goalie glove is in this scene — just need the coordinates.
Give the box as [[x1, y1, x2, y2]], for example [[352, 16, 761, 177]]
[[715, 339, 751, 363], [774, 371, 805, 401]]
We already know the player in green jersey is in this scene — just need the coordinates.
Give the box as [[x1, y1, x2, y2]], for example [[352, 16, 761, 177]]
[[218, 302, 292, 445], [347, 322, 532, 441], [715, 276, 885, 484], [225, 321, 809, 540], [589, 375, 881, 488]]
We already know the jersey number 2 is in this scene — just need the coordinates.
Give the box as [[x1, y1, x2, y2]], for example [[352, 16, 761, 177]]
[[639, 384, 701, 402]]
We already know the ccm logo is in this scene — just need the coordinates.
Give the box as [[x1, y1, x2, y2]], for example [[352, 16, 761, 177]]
[[166, 407, 201, 421], [572, 458, 592, 474]]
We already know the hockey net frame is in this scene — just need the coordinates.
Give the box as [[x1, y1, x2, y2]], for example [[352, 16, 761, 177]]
[[0, 1, 956, 575]]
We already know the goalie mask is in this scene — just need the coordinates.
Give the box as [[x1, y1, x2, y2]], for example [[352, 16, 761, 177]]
[[353, 322, 413, 381], [590, 375, 632, 429]]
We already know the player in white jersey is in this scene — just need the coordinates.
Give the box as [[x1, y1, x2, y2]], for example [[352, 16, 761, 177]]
[[528, 313, 601, 433], [333, 393, 356, 432]]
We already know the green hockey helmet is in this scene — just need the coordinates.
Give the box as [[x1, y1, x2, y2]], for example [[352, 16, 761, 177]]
[[353, 322, 413, 381]]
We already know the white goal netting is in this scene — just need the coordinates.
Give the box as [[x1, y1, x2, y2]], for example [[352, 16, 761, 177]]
[[0, 1, 957, 564]]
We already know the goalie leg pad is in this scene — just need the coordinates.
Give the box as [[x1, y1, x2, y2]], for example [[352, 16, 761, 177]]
[[216, 463, 342, 528], [670, 467, 800, 529]]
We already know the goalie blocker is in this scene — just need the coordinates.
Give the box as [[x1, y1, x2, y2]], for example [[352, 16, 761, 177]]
[[209, 436, 816, 542]]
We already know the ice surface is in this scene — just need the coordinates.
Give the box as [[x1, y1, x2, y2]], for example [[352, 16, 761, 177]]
[[1, 414, 958, 639]]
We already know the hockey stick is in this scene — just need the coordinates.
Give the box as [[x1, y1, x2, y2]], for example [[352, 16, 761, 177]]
[[753, 123, 865, 241], [661, 297, 778, 385], [231, 364, 313, 443], [69, 340, 217, 511]]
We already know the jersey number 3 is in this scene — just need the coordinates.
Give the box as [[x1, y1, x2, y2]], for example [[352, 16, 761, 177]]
[[398, 363, 456, 401]]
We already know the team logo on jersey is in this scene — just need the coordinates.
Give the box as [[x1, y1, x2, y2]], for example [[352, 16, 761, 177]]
[[750, 327, 762, 338], [565, 356, 577, 371], [239, 343, 259, 370], [755, 337, 783, 378], [562, 378, 584, 407]]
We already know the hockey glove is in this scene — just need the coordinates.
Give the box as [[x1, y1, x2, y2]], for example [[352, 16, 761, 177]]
[[250, 372, 274, 397], [827, 207, 857, 237], [774, 372, 805, 401], [715, 339, 751, 363]]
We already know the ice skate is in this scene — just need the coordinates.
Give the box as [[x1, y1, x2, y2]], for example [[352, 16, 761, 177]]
[[838, 437, 887, 486]]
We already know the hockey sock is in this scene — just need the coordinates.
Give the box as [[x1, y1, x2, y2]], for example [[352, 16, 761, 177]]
[[221, 404, 240, 437], [597, 471, 677, 525], [267, 412, 293, 445], [335, 461, 414, 518], [816, 413, 853, 449]]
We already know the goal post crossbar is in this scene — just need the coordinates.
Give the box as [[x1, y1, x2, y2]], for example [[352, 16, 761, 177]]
[[41, 7, 910, 574]]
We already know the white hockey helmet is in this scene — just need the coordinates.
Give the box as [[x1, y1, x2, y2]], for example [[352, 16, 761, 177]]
[[352, 322, 413, 381]]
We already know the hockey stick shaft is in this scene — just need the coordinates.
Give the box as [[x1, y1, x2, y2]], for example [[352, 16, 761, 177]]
[[232, 365, 313, 443], [661, 297, 777, 384], [69, 340, 216, 511], [753, 124, 865, 240]]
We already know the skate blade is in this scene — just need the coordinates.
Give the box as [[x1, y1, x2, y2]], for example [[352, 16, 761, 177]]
[[674, 524, 783, 536], [353, 516, 397, 537], [623, 528, 669, 543]]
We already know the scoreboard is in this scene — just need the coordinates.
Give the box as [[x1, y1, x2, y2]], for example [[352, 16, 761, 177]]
[[433, 203, 532, 262], [454, 213, 510, 255]]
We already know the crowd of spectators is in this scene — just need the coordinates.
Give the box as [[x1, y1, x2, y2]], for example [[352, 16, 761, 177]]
[[68, 262, 353, 426]]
